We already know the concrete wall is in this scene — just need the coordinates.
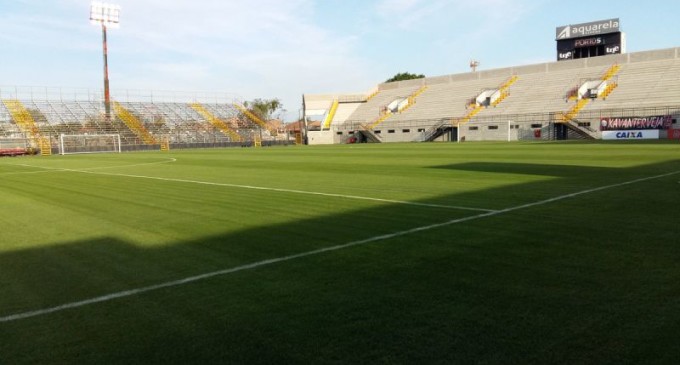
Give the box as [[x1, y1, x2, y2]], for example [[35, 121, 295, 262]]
[[479, 67, 514, 79], [450, 72, 480, 82], [307, 131, 335, 145], [305, 99, 333, 111], [365, 127, 423, 143], [304, 93, 365, 102], [424, 75, 450, 85], [629, 48, 677, 63], [460, 123, 508, 142], [458, 121, 550, 142], [513, 63, 548, 75], [397, 78, 426, 89]]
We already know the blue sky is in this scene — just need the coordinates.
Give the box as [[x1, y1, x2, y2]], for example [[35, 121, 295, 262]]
[[0, 0, 678, 120]]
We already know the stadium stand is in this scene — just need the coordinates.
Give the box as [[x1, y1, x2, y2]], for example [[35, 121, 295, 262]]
[[2, 48, 678, 152], [306, 47, 680, 144], [189, 103, 243, 142], [0, 91, 292, 153]]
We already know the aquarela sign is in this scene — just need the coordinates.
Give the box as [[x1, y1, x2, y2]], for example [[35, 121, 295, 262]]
[[556, 18, 620, 40]]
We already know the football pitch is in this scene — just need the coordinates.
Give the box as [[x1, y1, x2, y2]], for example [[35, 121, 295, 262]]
[[1, 141, 679, 364]]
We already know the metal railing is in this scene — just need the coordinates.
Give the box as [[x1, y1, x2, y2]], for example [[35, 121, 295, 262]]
[[0, 86, 242, 104]]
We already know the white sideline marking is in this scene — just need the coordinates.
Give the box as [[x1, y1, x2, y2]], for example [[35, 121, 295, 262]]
[[3, 162, 494, 212], [0, 158, 177, 176], [77, 170, 495, 212], [77, 157, 178, 171], [1, 169, 678, 324], [0, 169, 57, 177]]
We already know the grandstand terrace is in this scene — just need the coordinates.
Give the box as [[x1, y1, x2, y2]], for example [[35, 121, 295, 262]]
[[304, 47, 680, 144], [0, 88, 292, 154]]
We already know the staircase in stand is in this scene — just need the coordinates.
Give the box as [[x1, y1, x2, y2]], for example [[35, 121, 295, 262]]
[[557, 63, 622, 125], [421, 120, 451, 142], [38, 137, 52, 155], [189, 102, 243, 142], [2, 99, 51, 155], [601, 64, 621, 81], [113, 101, 157, 145], [398, 85, 428, 113], [367, 112, 392, 130], [233, 103, 277, 136], [562, 98, 590, 121], [322, 99, 339, 130], [491, 75, 519, 106], [459, 104, 484, 124], [600, 82, 618, 99], [353, 125, 382, 143], [558, 118, 598, 139], [454, 75, 519, 125], [367, 85, 428, 129], [160, 138, 170, 151]]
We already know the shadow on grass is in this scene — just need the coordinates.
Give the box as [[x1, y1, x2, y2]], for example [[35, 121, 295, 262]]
[[431, 162, 616, 177], [1, 159, 680, 364]]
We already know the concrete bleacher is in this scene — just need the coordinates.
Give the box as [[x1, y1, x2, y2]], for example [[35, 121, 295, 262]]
[[0, 96, 284, 149], [315, 47, 680, 143], [599, 59, 680, 109], [303, 93, 366, 130], [332, 102, 362, 125], [342, 85, 422, 125]]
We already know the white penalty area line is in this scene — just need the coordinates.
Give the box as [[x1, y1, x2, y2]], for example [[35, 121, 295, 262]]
[[1, 169, 678, 324]]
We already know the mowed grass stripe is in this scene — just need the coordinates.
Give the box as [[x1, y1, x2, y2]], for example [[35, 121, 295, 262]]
[[0, 162, 472, 314], [1, 164, 677, 324], [2, 157, 680, 363], [1, 142, 680, 364]]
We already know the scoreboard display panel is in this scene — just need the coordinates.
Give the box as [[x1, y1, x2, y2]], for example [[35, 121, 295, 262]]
[[555, 18, 625, 61]]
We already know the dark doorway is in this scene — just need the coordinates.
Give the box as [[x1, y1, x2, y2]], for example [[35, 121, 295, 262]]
[[554, 123, 568, 140]]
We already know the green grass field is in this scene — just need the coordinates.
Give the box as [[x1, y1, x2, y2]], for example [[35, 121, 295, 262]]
[[1, 141, 679, 364]]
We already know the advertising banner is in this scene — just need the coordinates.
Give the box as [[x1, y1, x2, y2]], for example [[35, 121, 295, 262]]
[[602, 130, 660, 140], [600, 116, 672, 131], [556, 18, 620, 40], [557, 51, 574, 60]]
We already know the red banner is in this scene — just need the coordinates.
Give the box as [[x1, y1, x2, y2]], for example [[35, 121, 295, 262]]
[[600, 115, 672, 131]]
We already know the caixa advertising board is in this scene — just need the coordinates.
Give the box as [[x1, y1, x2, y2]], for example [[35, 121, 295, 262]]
[[602, 130, 660, 140], [600, 116, 671, 140]]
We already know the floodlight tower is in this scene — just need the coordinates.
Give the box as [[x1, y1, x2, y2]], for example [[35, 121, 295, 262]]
[[90, 1, 120, 120], [469, 60, 480, 72]]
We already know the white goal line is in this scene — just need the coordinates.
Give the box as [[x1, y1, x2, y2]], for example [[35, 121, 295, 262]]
[[1, 169, 677, 324]]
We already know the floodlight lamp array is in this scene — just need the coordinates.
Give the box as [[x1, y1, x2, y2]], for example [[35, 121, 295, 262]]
[[90, 1, 121, 28]]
